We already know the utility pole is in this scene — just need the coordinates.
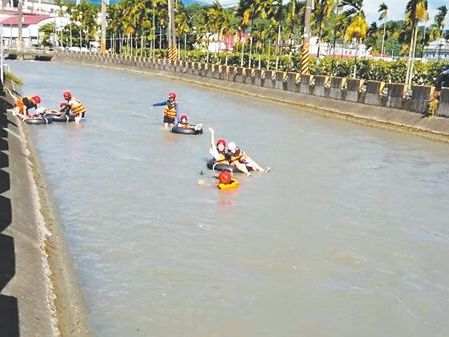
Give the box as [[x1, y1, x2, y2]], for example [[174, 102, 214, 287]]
[[100, 0, 107, 53], [18, 0, 23, 50], [167, 0, 177, 61], [300, 0, 313, 75]]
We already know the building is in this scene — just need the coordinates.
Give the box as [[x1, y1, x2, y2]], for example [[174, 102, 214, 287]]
[[0, 14, 69, 48], [423, 38, 449, 60]]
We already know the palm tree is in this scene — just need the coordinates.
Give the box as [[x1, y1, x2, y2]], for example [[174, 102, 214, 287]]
[[405, 0, 428, 87], [429, 5, 447, 52], [339, 0, 367, 77], [314, 0, 335, 58], [378, 2, 388, 57]]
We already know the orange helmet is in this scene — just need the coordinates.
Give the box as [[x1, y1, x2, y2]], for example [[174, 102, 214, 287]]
[[63, 91, 72, 100], [180, 115, 188, 123], [218, 171, 232, 185], [32, 96, 41, 104], [168, 92, 176, 100]]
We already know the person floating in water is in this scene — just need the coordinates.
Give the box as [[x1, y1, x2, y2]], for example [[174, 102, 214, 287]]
[[152, 92, 179, 128], [227, 142, 270, 176], [208, 128, 229, 165], [175, 114, 203, 132]]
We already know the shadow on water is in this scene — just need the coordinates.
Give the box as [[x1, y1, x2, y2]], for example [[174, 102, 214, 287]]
[[0, 103, 20, 337]]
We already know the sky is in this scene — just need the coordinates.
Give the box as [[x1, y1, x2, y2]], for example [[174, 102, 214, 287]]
[[185, 0, 449, 27]]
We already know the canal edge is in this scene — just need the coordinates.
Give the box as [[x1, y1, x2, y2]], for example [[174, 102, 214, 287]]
[[1, 86, 93, 337]]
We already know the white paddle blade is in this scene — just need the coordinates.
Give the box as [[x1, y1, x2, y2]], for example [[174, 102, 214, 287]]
[[75, 116, 82, 124]]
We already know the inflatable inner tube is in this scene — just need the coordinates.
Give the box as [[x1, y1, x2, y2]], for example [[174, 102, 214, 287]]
[[45, 114, 75, 122], [25, 117, 52, 125], [207, 158, 242, 173], [171, 125, 203, 135], [217, 179, 239, 190]]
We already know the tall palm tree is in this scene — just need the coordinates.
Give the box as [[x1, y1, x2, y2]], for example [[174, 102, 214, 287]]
[[429, 5, 447, 42], [378, 2, 388, 57], [405, 0, 428, 87], [339, 0, 367, 77], [314, 0, 335, 58]]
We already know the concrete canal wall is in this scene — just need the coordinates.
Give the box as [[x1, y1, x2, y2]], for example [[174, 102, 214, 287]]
[[0, 81, 91, 337], [55, 51, 449, 143]]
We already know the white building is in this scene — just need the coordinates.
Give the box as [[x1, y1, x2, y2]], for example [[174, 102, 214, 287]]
[[1, 0, 60, 15], [423, 38, 449, 60], [0, 14, 70, 47]]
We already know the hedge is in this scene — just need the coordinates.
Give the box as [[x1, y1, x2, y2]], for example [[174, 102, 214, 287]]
[[120, 47, 449, 86]]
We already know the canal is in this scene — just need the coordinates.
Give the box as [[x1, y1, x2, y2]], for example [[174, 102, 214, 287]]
[[12, 60, 449, 337]]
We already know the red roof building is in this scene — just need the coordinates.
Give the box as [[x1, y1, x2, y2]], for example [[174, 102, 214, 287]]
[[0, 14, 50, 26]]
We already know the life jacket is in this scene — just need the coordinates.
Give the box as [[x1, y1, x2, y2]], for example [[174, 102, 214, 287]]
[[164, 105, 177, 119], [228, 151, 247, 165], [69, 97, 86, 116], [16, 96, 36, 113], [215, 152, 229, 164], [217, 179, 239, 190], [178, 122, 190, 129]]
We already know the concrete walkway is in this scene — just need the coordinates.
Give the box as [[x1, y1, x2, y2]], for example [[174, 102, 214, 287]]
[[0, 98, 57, 336]]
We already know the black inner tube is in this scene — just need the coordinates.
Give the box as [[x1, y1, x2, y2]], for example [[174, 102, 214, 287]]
[[171, 125, 202, 135], [25, 117, 52, 125], [45, 114, 75, 122], [206, 159, 242, 173]]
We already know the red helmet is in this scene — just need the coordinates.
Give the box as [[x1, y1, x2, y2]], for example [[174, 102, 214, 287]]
[[216, 139, 227, 148], [60, 102, 68, 108], [32, 96, 41, 104], [218, 171, 232, 185], [168, 92, 176, 100], [180, 115, 188, 123], [63, 91, 72, 100]]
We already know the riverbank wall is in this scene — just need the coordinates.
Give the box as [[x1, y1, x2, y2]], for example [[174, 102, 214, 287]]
[[55, 51, 449, 143], [0, 81, 91, 336]]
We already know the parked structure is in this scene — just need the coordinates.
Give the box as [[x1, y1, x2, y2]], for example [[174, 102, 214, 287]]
[[423, 38, 449, 60]]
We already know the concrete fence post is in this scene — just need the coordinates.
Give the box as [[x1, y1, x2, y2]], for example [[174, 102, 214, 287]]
[[244, 68, 254, 85], [275, 71, 286, 90], [263, 70, 275, 89], [313, 75, 329, 97], [437, 88, 449, 117], [386, 83, 406, 109], [254, 69, 264, 87], [227, 66, 236, 82], [234, 67, 244, 83], [345, 79, 363, 103], [286, 72, 299, 92], [364, 81, 385, 106], [411, 85, 434, 114], [329, 77, 346, 100], [299, 75, 314, 95]]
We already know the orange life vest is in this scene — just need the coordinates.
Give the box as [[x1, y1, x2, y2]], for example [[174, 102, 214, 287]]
[[164, 106, 177, 119], [216, 152, 229, 164], [229, 151, 247, 165], [16, 96, 35, 113], [69, 97, 86, 116]]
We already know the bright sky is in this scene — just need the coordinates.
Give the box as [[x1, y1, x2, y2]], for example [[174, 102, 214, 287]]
[[188, 0, 449, 27]]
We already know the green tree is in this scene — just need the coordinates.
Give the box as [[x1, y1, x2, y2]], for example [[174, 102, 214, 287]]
[[314, 0, 335, 57], [404, 0, 428, 86]]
